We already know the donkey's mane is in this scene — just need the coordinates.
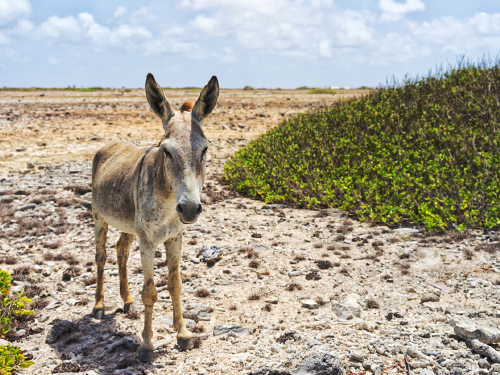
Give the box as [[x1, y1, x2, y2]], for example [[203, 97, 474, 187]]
[[180, 101, 193, 113]]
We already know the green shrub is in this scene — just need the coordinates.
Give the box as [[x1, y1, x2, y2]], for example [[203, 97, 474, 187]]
[[243, 86, 254, 90], [0, 346, 33, 374], [0, 270, 33, 374], [295, 86, 311, 90], [307, 88, 338, 95], [224, 63, 500, 231]]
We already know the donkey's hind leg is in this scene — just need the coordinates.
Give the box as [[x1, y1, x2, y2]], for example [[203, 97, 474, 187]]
[[116, 232, 138, 313], [92, 214, 108, 319]]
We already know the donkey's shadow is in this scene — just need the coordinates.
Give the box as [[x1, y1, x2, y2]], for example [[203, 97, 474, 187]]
[[45, 309, 170, 374]]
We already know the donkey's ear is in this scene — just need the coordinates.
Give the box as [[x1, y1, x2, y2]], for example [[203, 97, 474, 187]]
[[145, 73, 174, 126], [192, 76, 219, 122]]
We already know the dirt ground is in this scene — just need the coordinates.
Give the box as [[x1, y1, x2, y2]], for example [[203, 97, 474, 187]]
[[1, 88, 500, 375]]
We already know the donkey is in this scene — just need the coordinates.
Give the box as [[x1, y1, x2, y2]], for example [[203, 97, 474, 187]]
[[91, 73, 219, 362]]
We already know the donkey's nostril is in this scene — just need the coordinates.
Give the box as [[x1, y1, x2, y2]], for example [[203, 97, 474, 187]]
[[176, 203, 183, 214], [196, 204, 203, 215]]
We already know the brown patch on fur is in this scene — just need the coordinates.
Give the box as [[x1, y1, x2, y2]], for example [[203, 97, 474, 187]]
[[180, 101, 193, 113]]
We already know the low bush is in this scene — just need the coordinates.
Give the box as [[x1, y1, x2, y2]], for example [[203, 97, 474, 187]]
[[0, 270, 34, 374], [307, 88, 338, 95], [224, 61, 500, 230]]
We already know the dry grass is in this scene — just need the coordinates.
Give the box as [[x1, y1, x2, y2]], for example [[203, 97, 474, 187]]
[[287, 283, 302, 291], [335, 235, 346, 241], [315, 298, 326, 306], [315, 260, 332, 269], [248, 260, 260, 268], [82, 276, 96, 286], [263, 304, 272, 312], [327, 245, 335, 251], [251, 233, 262, 238], [62, 266, 81, 281], [192, 325, 205, 333], [313, 243, 323, 249], [305, 271, 321, 281], [195, 289, 210, 298], [248, 293, 261, 301], [188, 239, 198, 245], [294, 255, 306, 262], [126, 310, 140, 320], [229, 305, 237, 311], [156, 275, 168, 288], [0, 256, 17, 265], [366, 298, 380, 309]]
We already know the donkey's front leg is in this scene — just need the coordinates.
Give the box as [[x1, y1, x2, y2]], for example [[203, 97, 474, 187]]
[[165, 233, 193, 350], [138, 239, 158, 363]]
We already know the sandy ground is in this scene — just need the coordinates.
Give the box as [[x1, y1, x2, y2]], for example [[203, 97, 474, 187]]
[[1, 88, 500, 375]]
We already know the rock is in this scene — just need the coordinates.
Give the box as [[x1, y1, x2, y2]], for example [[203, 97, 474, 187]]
[[107, 337, 140, 352], [52, 361, 81, 373], [492, 363, 500, 372], [213, 325, 249, 337], [45, 301, 62, 310], [81, 201, 92, 210], [183, 309, 200, 320], [16, 329, 26, 336], [332, 302, 355, 320], [18, 204, 36, 211], [448, 315, 500, 344], [288, 270, 304, 277], [355, 321, 377, 332], [198, 245, 222, 263], [320, 208, 347, 218], [478, 358, 491, 369], [471, 339, 500, 363], [406, 347, 429, 360], [409, 361, 432, 369], [190, 257, 201, 264], [294, 352, 345, 375], [393, 228, 419, 234], [265, 296, 279, 304], [42, 267, 53, 277], [421, 294, 440, 303], [349, 352, 365, 362], [301, 300, 319, 309], [196, 312, 211, 321], [45, 319, 76, 343]]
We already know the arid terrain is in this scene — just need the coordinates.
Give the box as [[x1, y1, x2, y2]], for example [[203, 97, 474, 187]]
[[1, 88, 500, 375]]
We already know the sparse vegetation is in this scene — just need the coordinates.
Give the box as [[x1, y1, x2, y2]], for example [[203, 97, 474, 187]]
[[195, 289, 210, 298], [224, 61, 500, 230], [307, 88, 338, 95]]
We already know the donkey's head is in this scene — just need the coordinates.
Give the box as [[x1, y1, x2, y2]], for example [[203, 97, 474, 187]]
[[145, 73, 219, 224]]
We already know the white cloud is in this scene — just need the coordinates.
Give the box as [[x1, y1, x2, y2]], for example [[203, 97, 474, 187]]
[[36, 13, 152, 50], [410, 12, 500, 53], [114, 6, 128, 18], [379, 0, 425, 22], [0, 0, 31, 26], [319, 39, 332, 57]]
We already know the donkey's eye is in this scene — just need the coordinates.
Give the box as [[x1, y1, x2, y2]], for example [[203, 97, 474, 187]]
[[163, 149, 173, 159], [201, 148, 208, 158]]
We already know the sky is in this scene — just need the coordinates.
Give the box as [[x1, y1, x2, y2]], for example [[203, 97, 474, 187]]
[[1, 0, 500, 89]]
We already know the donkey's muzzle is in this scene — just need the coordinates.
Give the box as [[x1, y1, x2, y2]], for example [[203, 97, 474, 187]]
[[176, 202, 203, 224]]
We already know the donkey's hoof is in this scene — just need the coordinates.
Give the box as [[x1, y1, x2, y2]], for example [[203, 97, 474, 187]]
[[138, 348, 154, 363], [124, 303, 138, 314], [92, 308, 105, 319], [177, 336, 194, 350]]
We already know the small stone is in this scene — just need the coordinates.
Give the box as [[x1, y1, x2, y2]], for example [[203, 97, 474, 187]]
[[409, 361, 432, 369], [349, 352, 365, 362], [17, 203, 36, 211], [183, 309, 200, 320], [492, 363, 500, 372], [190, 257, 201, 264], [45, 301, 62, 310], [46, 319, 76, 343], [301, 299, 319, 309], [107, 337, 140, 352], [356, 321, 377, 332], [265, 296, 279, 304], [478, 358, 491, 369], [213, 325, 249, 337], [393, 228, 419, 234], [16, 329, 26, 337], [42, 267, 53, 277], [288, 270, 304, 277], [197, 312, 211, 321], [81, 201, 92, 210], [421, 294, 440, 303]]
